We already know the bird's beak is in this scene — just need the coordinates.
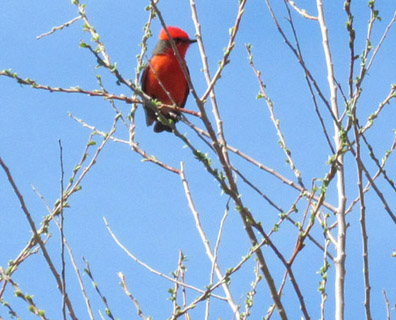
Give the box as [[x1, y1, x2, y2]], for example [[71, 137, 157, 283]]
[[188, 39, 197, 44]]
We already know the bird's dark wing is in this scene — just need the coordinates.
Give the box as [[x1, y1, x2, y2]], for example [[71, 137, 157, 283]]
[[140, 65, 156, 127], [180, 65, 191, 109]]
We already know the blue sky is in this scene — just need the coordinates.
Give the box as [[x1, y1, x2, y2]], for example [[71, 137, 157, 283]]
[[1, 1, 396, 319]]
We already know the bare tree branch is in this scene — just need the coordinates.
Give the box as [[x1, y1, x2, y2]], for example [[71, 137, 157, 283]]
[[316, 2, 347, 319]]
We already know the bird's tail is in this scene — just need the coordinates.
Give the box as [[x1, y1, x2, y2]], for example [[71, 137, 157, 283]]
[[154, 121, 173, 133], [144, 103, 180, 133], [144, 104, 156, 127]]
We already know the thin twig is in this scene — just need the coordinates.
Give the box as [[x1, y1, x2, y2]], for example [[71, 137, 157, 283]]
[[246, 43, 304, 187], [285, 0, 318, 20], [65, 242, 95, 320], [117, 273, 147, 320], [319, 238, 330, 320], [240, 262, 262, 319], [366, 11, 396, 73], [103, 217, 227, 301], [83, 258, 116, 320], [96, 75, 129, 130], [382, 290, 391, 320], [179, 252, 190, 320], [205, 198, 230, 320], [360, 131, 396, 192], [360, 85, 396, 135], [37, 16, 82, 39]]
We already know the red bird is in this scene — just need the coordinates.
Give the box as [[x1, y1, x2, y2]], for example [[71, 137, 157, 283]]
[[141, 26, 196, 133]]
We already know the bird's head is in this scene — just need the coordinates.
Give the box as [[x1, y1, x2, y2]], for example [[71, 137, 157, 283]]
[[154, 26, 197, 58]]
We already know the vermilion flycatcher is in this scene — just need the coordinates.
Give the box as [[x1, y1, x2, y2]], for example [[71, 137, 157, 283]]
[[141, 26, 196, 133]]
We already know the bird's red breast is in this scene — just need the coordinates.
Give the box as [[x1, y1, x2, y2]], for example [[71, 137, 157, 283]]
[[144, 54, 188, 109]]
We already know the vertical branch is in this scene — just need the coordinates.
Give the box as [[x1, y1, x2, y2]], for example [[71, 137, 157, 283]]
[[179, 257, 189, 320], [58, 140, 67, 320], [316, 1, 347, 319], [205, 200, 229, 320], [171, 253, 182, 317], [241, 262, 261, 319], [319, 237, 330, 320], [382, 290, 390, 320], [353, 125, 372, 318], [358, 163, 371, 320], [344, 0, 355, 98]]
